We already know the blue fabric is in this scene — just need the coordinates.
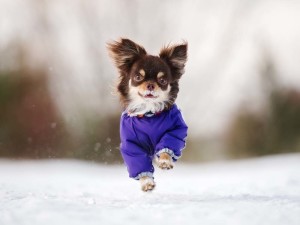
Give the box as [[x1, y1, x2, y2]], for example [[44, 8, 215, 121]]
[[120, 104, 188, 179]]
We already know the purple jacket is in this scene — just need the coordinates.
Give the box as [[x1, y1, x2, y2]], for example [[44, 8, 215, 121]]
[[120, 104, 188, 179]]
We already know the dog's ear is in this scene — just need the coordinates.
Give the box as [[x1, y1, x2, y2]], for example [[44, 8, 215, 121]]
[[107, 38, 147, 74], [159, 42, 188, 80]]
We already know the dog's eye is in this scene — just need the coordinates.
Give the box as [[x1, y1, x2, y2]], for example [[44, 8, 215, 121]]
[[134, 74, 144, 82], [158, 77, 168, 85]]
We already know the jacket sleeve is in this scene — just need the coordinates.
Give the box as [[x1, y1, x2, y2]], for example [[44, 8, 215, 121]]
[[155, 108, 188, 161]]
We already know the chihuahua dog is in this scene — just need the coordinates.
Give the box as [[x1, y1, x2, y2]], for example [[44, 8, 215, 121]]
[[107, 38, 188, 192]]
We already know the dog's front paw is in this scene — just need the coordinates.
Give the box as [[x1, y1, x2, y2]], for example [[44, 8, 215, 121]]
[[140, 176, 156, 192], [157, 152, 174, 170]]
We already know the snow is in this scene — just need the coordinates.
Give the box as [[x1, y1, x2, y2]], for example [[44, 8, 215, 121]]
[[1, 154, 300, 225]]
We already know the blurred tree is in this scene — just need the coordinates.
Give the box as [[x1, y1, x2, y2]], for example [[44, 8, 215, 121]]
[[266, 90, 300, 153], [225, 53, 300, 157], [0, 68, 70, 158], [226, 89, 300, 158], [68, 113, 122, 163], [0, 39, 123, 163], [0, 68, 122, 162], [225, 110, 267, 158]]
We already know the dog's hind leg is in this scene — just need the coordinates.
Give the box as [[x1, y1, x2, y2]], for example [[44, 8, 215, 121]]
[[140, 176, 156, 192]]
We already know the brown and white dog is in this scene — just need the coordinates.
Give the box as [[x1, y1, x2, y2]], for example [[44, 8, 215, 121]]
[[107, 38, 188, 191]]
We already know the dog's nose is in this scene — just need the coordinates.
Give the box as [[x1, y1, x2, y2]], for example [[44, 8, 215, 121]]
[[147, 83, 155, 91]]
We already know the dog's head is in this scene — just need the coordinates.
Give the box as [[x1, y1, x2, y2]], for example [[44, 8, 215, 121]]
[[107, 38, 187, 116]]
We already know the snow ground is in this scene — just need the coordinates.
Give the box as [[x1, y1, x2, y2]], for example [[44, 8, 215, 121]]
[[0, 154, 300, 225]]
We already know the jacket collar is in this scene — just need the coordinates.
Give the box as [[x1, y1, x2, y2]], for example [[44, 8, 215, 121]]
[[127, 111, 162, 118]]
